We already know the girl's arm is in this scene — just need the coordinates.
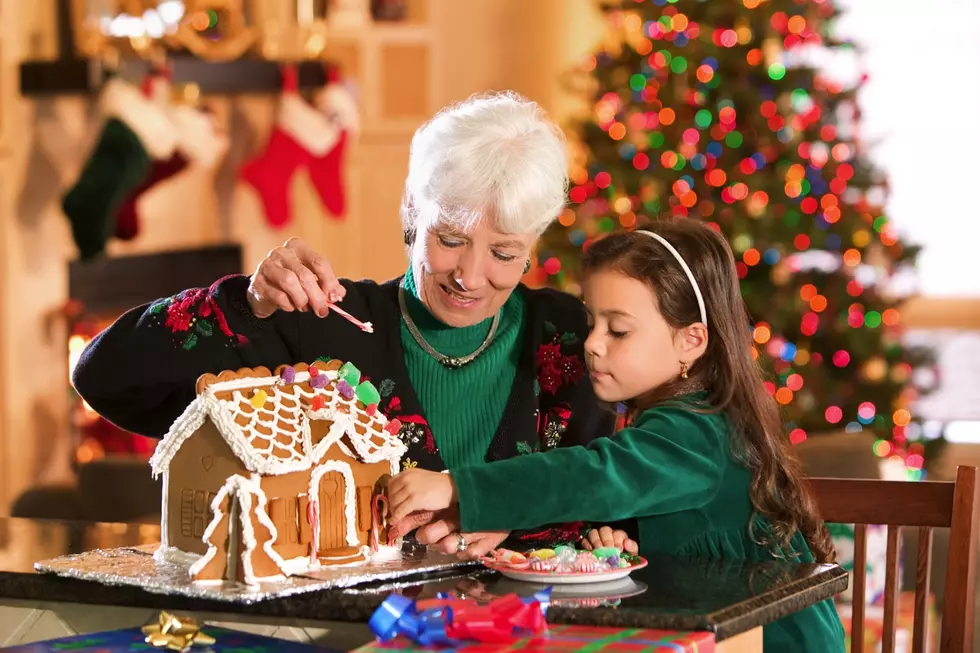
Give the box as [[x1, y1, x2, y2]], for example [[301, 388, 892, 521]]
[[453, 405, 728, 533]]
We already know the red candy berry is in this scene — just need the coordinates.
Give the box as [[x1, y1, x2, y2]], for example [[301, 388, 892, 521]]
[[309, 365, 319, 377], [366, 403, 378, 416], [384, 419, 402, 435], [312, 395, 326, 411]]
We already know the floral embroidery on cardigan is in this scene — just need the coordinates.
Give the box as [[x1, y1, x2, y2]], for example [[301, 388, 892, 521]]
[[148, 277, 247, 350], [377, 380, 437, 455], [539, 403, 572, 450], [517, 521, 587, 545], [395, 414, 438, 454], [536, 322, 586, 395]]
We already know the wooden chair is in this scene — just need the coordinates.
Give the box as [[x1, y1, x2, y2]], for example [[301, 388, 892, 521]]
[[806, 465, 980, 653]]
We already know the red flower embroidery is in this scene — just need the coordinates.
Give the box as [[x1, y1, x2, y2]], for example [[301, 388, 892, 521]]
[[536, 342, 563, 368], [148, 275, 247, 350], [553, 405, 572, 421], [164, 303, 192, 332], [559, 355, 585, 384], [538, 364, 563, 394], [518, 521, 585, 544]]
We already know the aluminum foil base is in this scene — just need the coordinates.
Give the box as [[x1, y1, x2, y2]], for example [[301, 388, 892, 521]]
[[34, 541, 480, 603]]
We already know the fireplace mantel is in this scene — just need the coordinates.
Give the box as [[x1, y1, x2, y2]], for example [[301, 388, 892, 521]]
[[68, 244, 243, 316]]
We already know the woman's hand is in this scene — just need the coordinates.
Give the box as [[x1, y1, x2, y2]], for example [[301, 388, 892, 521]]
[[246, 237, 346, 318], [387, 469, 458, 526], [411, 513, 510, 560], [581, 526, 639, 555]]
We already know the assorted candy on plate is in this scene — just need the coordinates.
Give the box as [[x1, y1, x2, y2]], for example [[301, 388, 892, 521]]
[[485, 546, 641, 575]]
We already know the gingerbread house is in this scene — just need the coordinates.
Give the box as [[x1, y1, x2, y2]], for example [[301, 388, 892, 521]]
[[148, 360, 407, 586]]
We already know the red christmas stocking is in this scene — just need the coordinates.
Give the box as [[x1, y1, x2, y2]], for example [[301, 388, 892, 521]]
[[308, 72, 359, 219], [308, 130, 349, 217], [240, 68, 338, 228], [114, 152, 189, 240]]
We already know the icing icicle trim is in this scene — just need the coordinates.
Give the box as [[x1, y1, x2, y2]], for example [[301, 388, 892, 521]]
[[149, 365, 406, 478]]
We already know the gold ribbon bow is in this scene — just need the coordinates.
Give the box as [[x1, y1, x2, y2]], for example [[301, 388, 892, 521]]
[[141, 611, 217, 651]]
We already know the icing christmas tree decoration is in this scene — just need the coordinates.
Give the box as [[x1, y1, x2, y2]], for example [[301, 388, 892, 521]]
[[355, 380, 381, 407], [148, 360, 407, 587]]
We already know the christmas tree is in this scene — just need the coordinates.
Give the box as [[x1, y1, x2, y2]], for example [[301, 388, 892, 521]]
[[535, 0, 939, 476]]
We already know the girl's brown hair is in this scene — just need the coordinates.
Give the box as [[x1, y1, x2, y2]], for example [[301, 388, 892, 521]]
[[581, 218, 834, 564]]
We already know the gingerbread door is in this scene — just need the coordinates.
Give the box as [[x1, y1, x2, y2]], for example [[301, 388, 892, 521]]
[[317, 471, 347, 552]]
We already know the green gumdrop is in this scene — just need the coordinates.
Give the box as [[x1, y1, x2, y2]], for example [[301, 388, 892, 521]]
[[355, 380, 381, 407], [339, 361, 361, 387], [553, 544, 576, 556], [592, 547, 620, 560]]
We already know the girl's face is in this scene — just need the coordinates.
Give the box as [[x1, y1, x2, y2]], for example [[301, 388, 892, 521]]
[[582, 269, 692, 403]]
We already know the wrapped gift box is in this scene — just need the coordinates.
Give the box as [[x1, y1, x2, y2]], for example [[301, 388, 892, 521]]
[[1, 626, 341, 653], [836, 591, 938, 653], [353, 624, 715, 653]]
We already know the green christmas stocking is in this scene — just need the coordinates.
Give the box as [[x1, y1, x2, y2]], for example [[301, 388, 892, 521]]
[[62, 78, 177, 260], [62, 118, 151, 260]]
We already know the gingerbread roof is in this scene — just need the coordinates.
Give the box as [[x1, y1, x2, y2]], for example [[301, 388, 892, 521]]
[[149, 362, 407, 478]]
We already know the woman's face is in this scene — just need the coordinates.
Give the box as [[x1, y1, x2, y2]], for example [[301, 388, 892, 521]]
[[411, 219, 534, 327]]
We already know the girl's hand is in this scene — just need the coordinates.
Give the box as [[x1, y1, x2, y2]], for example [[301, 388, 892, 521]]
[[581, 526, 639, 555], [387, 469, 458, 525]]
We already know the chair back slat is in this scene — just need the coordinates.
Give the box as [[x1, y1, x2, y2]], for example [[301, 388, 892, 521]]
[[852, 524, 868, 653], [882, 525, 902, 653], [913, 526, 934, 653], [807, 477, 954, 527], [806, 465, 980, 653], [940, 466, 980, 653]]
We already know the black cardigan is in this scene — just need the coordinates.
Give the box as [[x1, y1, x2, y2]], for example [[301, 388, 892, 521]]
[[72, 274, 623, 544]]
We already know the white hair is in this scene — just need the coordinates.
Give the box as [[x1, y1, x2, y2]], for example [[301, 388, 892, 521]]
[[401, 91, 568, 239]]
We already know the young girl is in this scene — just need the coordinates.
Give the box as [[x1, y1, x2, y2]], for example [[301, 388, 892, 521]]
[[386, 219, 846, 652]]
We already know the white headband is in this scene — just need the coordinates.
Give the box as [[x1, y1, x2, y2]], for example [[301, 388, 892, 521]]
[[636, 230, 708, 326]]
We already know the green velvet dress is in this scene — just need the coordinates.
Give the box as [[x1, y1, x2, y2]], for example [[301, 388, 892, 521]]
[[451, 395, 846, 653]]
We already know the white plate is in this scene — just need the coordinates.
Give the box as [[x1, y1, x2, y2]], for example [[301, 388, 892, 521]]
[[483, 557, 648, 585]]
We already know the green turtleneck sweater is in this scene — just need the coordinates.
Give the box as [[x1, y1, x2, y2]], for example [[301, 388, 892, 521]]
[[400, 269, 526, 469]]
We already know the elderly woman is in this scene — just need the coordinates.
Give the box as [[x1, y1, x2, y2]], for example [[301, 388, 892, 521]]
[[71, 91, 635, 558]]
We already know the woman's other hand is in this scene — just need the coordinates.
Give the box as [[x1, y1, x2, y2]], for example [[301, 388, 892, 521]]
[[247, 237, 346, 318], [581, 526, 639, 554], [412, 513, 510, 560]]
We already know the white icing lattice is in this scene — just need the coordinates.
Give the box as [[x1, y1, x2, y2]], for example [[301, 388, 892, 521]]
[[150, 367, 407, 478]]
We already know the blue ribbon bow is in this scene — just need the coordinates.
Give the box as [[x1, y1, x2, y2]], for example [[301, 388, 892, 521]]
[[368, 588, 552, 646]]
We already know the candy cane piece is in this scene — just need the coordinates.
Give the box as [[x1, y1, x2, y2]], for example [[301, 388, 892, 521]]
[[371, 494, 389, 553], [327, 302, 374, 333], [307, 498, 320, 564]]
